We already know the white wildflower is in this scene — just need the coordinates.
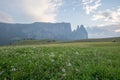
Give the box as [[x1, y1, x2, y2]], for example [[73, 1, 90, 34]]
[[75, 52, 79, 55], [51, 59, 55, 62], [62, 68, 66, 73], [75, 68, 79, 72], [11, 66, 16, 71], [21, 53, 27, 57], [0, 71, 4, 76], [4, 78, 7, 80], [50, 52, 55, 57], [11, 68, 16, 71], [68, 62, 72, 67]]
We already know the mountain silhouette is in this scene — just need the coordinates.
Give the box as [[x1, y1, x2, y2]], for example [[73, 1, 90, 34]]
[[0, 22, 88, 45]]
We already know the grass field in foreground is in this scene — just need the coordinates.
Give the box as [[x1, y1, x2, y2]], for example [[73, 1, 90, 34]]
[[0, 42, 120, 80]]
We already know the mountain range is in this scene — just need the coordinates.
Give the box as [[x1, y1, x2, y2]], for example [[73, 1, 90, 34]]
[[0, 22, 88, 45]]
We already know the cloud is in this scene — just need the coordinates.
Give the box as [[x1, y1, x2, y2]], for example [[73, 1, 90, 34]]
[[115, 29, 120, 32], [0, 11, 14, 23], [22, 0, 62, 22], [82, 0, 101, 14], [92, 7, 120, 24], [87, 24, 120, 38]]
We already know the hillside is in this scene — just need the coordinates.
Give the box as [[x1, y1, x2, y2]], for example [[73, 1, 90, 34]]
[[74, 37, 120, 42], [12, 39, 61, 45], [10, 37, 120, 46]]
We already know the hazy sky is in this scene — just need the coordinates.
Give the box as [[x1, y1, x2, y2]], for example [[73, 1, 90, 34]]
[[0, 0, 120, 38]]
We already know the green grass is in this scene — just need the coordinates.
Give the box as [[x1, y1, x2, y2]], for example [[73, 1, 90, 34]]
[[0, 42, 120, 80], [10, 37, 120, 46], [12, 39, 60, 45]]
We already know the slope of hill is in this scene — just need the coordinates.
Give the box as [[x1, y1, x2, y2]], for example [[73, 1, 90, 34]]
[[11, 39, 61, 45], [9, 37, 120, 46], [74, 37, 120, 42]]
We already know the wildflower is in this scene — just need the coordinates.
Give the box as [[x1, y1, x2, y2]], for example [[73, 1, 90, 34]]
[[50, 52, 55, 57], [0, 71, 4, 76], [51, 59, 55, 62], [62, 68, 66, 73], [75, 52, 79, 55], [75, 68, 79, 72], [11, 68, 16, 71], [11, 66, 17, 71], [4, 78, 7, 80], [68, 62, 72, 67]]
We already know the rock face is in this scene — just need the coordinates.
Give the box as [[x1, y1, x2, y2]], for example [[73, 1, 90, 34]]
[[0, 22, 88, 45], [71, 25, 88, 40]]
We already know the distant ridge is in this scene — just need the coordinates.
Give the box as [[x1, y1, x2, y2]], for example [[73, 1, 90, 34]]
[[0, 22, 88, 45]]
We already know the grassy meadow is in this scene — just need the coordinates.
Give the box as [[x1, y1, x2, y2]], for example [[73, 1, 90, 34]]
[[0, 42, 120, 80]]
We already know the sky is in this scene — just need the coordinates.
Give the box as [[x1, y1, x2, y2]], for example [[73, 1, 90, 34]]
[[0, 0, 120, 38]]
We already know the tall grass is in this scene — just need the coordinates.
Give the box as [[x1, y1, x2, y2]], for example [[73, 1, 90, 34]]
[[0, 42, 120, 80]]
